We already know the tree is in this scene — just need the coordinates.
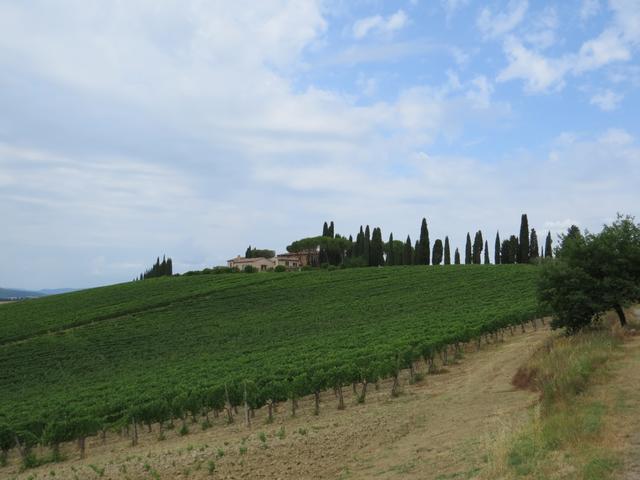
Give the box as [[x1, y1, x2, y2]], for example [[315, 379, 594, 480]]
[[464, 233, 472, 264], [364, 226, 371, 266], [454, 248, 461, 265], [484, 240, 490, 264], [545, 231, 553, 258], [418, 218, 430, 265], [518, 214, 530, 264], [370, 227, 384, 266], [538, 215, 640, 332], [328, 221, 335, 238], [245, 245, 252, 258], [529, 229, 539, 261], [494, 232, 501, 264], [386, 233, 395, 266], [432, 239, 443, 265], [472, 231, 483, 264], [501, 240, 512, 264], [403, 236, 413, 265], [444, 237, 451, 265], [509, 235, 519, 263]]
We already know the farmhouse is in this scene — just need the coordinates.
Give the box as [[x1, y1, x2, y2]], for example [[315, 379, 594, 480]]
[[227, 253, 303, 271]]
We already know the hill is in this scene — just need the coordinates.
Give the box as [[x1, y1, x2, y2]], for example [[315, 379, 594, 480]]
[[0, 288, 45, 300], [0, 265, 542, 456]]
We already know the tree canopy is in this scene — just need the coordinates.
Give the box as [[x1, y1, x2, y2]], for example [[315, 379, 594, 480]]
[[538, 215, 640, 333]]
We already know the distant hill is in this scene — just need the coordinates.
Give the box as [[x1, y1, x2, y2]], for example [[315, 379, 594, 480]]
[[0, 287, 46, 300], [38, 288, 77, 295]]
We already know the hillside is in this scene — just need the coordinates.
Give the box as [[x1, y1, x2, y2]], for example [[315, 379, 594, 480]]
[[0, 288, 45, 300], [0, 265, 542, 460]]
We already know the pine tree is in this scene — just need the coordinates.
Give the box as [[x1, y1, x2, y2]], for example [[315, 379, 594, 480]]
[[387, 233, 395, 266], [465, 233, 472, 265], [484, 240, 490, 264], [418, 218, 430, 265], [518, 214, 530, 264], [403, 235, 413, 265], [454, 248, 461, 265], [472, 231, 483, 264], [432, 239, 443, 265], [444, 236, 451, 265], [545, 231, 553, 258], [529, 229, 539, 261], [494, 232, 501, 264]]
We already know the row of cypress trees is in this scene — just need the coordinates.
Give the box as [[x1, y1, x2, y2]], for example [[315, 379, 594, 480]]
[[316, 214, 553, 267], [137, 255, 173, 280]]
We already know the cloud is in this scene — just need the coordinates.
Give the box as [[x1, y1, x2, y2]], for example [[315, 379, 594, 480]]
[[442, 0, 470, 18], [580, 0, 601, 21], [590, 89, 624, 110], [477, 0, 529, 39], [352, 10, 408, 39]]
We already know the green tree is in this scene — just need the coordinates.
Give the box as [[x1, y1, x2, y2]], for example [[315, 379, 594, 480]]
[[484, 240, 490, 264], [328, 221, 335, 238], [538, 215, 640, 332], [472, 231, 483, 264], [464, 233, 472, 265], [545, 231, 553, 258], [418, 218, 430, 265], [403, 235, 413, 265], [529, 229, 539, 261], [364, 226, 371, 266], [494, 232, 501, 264], [386, 233, 395, 266], [432, 239, 443, 265], [370, 227, 385, 266], [444, 236, 451, 265], [454, 248, 461, 265], [518, 214, 530, 264]]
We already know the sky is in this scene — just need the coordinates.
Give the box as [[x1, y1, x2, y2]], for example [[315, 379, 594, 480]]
[[1, 0, 639, 290]]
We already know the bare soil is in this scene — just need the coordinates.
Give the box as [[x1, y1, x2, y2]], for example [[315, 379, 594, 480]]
[[3, 324, 553, 480]]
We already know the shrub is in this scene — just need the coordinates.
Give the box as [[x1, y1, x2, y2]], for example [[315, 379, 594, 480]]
[[243, 266, 257, 274], [274, 265, 286, 273]]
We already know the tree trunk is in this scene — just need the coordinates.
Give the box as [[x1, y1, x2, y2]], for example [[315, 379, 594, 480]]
[[78, 436, 86, 459], [314, 391, 321, 415], [391, 372, 400, 397], [409, 363, 415, 382], [337, 386, 345, 410], [131, 417, 138, 446], [615, 304, 628, 327], [359, 381, 368, 403]]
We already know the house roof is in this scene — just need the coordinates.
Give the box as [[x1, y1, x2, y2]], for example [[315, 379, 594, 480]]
[[227, 256, 273, 263]]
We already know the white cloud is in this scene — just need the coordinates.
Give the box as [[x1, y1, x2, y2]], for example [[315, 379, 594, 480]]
[[497, 36, 570, 92], [477, 0, 529, 39], [590, 89, 624, 110], [524, 6, 558, 50], [442, 0, 470, 18], [580, 0, 601, 21], [352, 10, 408, 40]]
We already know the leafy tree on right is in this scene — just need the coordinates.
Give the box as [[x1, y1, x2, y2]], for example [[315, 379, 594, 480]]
[[538, 215, 640, 333]]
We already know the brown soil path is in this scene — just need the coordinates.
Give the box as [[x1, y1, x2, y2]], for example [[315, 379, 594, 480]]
[[4, 325, 553, 480]]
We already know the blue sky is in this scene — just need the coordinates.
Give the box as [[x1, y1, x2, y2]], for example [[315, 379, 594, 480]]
[[1, 0, 639, 289]]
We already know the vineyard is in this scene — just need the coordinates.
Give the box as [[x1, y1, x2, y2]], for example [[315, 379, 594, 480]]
[[0, 265, 542, 466]]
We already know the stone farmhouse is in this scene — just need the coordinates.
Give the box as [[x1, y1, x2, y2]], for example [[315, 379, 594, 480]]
[[227, 252, 304, 271]]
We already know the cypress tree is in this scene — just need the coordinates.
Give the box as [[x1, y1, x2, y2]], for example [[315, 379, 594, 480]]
[[322, 222, 329, 237], [545, 231, 553, 258], [509, 235, 519, 263], [444, 236, 451, 265], [432, 239, 443, 265], [418, 218, 430, 265], [370, 228, 384, 266], [346, 235, 354, 259], [355, 226, 364, 258], [494, 232, 501, 264], [518, 214, 530, 264], [464, 233, 472, 265], [387, 233, 395, 266], [484, 240, 490, 264], [364, 226, 371, 266], [472, 231, 483, 264], [413, 240, 420, 265], [328, 221, 335, 238], [245, 246, 252, 258], [529, 229, 539, 261], [454, 248, 461, 265], [167, 258, 173, 275], [501, 239, 510, 264], [403, 236, 413, 265]]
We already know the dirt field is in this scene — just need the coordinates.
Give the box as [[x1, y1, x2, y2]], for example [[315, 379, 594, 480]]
[[3, 322, 555, 480]]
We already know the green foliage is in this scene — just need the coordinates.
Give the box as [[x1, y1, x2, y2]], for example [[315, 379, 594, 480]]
[[432, 239, 443, 265], [274, 265, 287, 273], [245, 247, 276, 259], [538, 215, 640, 332], [0, 266, 540, 449], [518, 214, 530, 264], [140, 255, 173, 280]]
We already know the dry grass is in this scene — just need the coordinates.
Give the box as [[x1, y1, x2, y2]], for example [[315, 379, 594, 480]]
[[481, 308, 640, 480]]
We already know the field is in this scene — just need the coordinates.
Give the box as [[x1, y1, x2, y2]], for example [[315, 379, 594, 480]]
[[0, 265, 542, 461]]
